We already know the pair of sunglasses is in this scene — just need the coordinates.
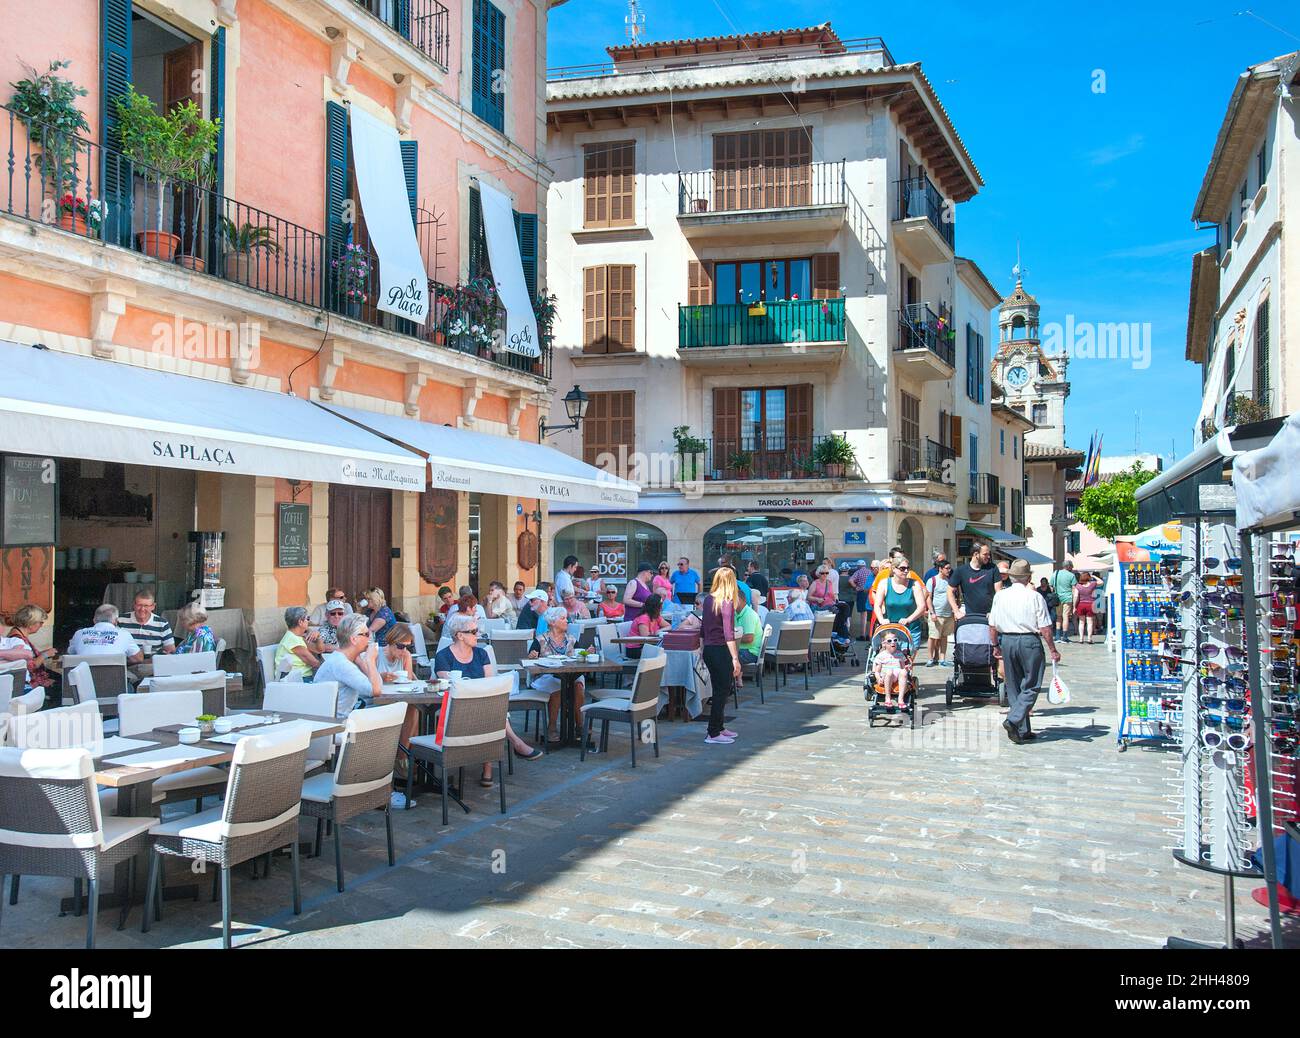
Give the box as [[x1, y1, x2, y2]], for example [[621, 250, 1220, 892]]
[[1202, 674, 1248, 691], [1200, 696, 1248, 712], [1201, 644, 1247, 661], [1203, 729, 1249, 751], [1204, 558, 1243, 571], [1201, 712, 1249, 730]]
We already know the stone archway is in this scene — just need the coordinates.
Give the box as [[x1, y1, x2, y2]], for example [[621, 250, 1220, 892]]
[[898, 516, 923, 571]]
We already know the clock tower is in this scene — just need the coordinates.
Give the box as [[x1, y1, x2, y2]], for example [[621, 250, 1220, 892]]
[[992, 274, 1069, 448]]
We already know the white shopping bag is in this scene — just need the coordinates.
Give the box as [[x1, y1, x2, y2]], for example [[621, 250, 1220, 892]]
[[1046, 663, 1071, 705]]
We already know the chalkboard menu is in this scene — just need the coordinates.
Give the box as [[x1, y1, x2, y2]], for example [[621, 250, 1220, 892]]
[[2, 455, 58, 547], [277, 502, 310, 568]]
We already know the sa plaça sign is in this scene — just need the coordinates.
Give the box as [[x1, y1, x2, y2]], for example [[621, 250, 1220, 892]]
[[151, 440, 236, 466]]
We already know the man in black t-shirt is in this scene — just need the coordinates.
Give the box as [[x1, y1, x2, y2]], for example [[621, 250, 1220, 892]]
[[744, 561, 771, 603], [948, 542, 998, 618]]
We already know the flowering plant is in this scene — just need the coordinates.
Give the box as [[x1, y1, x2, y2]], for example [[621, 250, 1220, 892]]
[[332, 243, 370, 302], [58, 193, 105, 229]]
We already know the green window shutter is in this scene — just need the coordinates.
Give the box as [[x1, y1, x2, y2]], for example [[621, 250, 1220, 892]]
[[468, 186, 490, 281], [400, 140, 418, 226], [206, 26, 227, 265], [395, 0, 412, 39], [514, 210, 537, 300], [101, 0, 133, 246], [472, 0, 506, 132], [325, 101, 350, 312]]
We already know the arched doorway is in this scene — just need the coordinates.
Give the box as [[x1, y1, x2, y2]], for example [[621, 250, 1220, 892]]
[[898, 517, 923, 570], [703, 516, 824, 585], [553, 518, 668, 588]]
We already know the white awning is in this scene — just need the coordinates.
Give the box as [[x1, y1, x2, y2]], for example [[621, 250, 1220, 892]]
[[316, 402, 640, 508], [349, 107, 429, 322], [1234, 411, 1300, 531], [0, 342, 425, 490], [477, 181, 540, 358]]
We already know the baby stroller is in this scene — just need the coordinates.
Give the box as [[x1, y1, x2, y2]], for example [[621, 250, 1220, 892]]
[[946, 613, 1006, 708], [863, 623, 919, 729], [831, 601, 860, 667]]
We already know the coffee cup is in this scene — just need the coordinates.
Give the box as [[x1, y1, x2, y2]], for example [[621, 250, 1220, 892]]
[[213, 718, 233, 734], [178, 727, 200, 744], [394, 669, 408, 682]]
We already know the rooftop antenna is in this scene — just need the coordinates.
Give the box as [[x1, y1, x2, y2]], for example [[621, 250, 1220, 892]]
[[625, 0, 645, 44]]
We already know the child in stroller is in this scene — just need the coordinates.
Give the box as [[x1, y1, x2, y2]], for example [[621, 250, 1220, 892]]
[[863, 623, 919, 727]]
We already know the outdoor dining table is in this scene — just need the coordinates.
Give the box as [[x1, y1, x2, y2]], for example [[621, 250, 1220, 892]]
[[82, 710, 345, 913], [519, 657, 624, 748]]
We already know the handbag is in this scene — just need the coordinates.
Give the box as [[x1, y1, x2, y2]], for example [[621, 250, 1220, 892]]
[[661, 630, 701, 651]]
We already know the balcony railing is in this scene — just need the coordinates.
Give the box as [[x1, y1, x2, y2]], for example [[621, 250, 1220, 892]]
[[894, 173, 955, 251], [1, 106, 549, 381], [548, 35, 897, 80], [969, 472, 1001, 507], [680, 298, 845, 349], [678, 160, 845, 216], [895, 303, 956, 367], [354, 0, 450, 68], [688, 436, 838, 482], [894, 438, 957, 483]]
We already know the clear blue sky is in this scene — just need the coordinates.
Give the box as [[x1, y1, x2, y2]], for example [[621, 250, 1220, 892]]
[[546, 1, 1300, 465]]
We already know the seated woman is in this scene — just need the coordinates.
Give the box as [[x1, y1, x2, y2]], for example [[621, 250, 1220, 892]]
[[176, 603, 217, 654], [527, 607, 590, 745], [1, 604, 57, 697], [361, 587, 398, 646], [274, 606, 320, 681], [872, 631, 912, 709], [485, 581, 517, 625], [377, 623, 416, 683], [597, 585, 626, 620], [435, 613, 543, 786]]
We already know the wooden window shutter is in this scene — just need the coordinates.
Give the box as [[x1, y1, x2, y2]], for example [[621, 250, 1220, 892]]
[[687, 260, 713, 306], [611, 141, 635, 226], [951, 414, 963, 457], [468, 187, 491, 281], [400, 141, 419, 226], [582, 266, 607, 353], [812, 253, 840, 299], [787, 384, 813, 453], [584, 392, 636, 468], [471, 0, 506, 132], [513, 211, 538, 299], [606, 264, 635, 352], [713, 388, 740, 458], [713, 134, 735, 212], [583, 143, 608, 227]]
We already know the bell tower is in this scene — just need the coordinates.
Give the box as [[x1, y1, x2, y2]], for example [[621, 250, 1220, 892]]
[[991, 268, 1069, 448]]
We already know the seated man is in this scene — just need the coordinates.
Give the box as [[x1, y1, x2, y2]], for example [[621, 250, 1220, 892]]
[[309, 587, 353, 626], [872, 631, 912, 709], [783, 589, 815, 623], [68, 604, 144, 665], [735, 603, 764, 665], [117, 590, 175, 662]]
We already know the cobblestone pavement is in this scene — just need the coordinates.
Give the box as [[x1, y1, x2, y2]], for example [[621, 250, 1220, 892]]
[[2, 640, 1294, 949]]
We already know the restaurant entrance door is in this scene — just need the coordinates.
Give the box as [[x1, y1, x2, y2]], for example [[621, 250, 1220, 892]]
[[329, 485, 393, 598]]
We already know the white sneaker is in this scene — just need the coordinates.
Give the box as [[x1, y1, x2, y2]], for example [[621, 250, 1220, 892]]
[[704, 734, 735, 745], [390, 791, 414, 809]]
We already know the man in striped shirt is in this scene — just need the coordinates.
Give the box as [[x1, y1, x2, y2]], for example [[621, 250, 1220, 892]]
[[117, 591, 175, 660]]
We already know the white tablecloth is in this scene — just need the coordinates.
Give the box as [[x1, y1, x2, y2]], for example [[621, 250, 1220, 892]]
[[641, 644, 712, 718]]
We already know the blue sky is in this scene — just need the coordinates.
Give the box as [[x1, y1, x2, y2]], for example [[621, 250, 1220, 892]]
[[546, 1, 1300, 465]]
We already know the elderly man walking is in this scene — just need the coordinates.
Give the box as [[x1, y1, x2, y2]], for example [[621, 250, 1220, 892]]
[[989, 559, 1060, 744]]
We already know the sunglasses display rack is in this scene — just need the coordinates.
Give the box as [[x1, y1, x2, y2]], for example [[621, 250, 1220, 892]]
[[1164, 520, 1273, 949], [1115, 559, 1180, 750], [1261, 539, 1298, 854]]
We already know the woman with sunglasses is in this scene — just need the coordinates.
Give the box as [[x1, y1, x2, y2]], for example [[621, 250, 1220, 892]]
[[435, 613, 543, 788], [377, 623, 416, 683], [652, 562, 675, 603], [872, 557, 927, 650]]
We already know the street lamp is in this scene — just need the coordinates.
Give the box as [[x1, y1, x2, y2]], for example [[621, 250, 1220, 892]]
[[539, 384, 590, 439]]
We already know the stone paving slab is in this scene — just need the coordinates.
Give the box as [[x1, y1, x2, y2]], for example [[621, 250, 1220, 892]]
[[1, 641, 1295, 949]]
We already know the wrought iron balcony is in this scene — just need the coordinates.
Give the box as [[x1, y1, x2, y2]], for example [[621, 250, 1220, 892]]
[[894, 173, 955, 251], [679, 298, 845, 349], [968, 472, 1001, 508], [685, 435, 837, 482], [678, 160, 845, 216], [895, 303, 956, 368], [354, 0, 450, 68], [1, 106, 549, 381], [894, 438, 957, 484]]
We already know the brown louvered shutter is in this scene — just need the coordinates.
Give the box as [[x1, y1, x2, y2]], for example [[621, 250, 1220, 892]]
[[787, 384, 813, 456], [950, 414, 963, 457], [736, 132, 757, 211], [583, 266, 607, 352], [713, 388, 740, 468], [687, 260, 713, 306], [606, 264, 635, 352], [610, 141, 635, 226], [583, 391, 636, 468], [713, 133, 734, 212], [788, 127, 812, 206], [812, 253, 840, 299], [761, 129, 786, 209], [583, 144, 608, 228]]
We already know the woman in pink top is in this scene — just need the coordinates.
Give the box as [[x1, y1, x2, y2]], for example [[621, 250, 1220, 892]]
[[808, 567, 839, 611]]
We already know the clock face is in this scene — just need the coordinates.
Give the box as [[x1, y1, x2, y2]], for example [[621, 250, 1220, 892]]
[[1007, 366, 1030, 389]]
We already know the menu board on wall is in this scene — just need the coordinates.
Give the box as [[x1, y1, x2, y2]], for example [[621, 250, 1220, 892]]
[[1, 455, 58, 547], [277, 502, 311, 568], [419, 488, 458, 586]]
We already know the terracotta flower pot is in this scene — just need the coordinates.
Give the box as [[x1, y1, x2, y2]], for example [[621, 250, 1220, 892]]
[[225, 252, 253, 287], [176, 254, 205, 272], [137, 230, 180, 261], [58, 212, 89, 235]]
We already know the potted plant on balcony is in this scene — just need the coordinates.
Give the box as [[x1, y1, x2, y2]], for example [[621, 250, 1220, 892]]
[[113, 85, 220, 262], [56, 194, 105, 237], [221, 217, 279, 288], [728, 450, 755, 478], [332, 243, 371, 318], [813, 435, 856, 480], [744, 292, 767, 319], [8, 61, 91, 213], [533, 289, 558, 352], [1225, 392, 1269, 426], [672, 426, 707, 483], [176, 157, 216, 272]]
